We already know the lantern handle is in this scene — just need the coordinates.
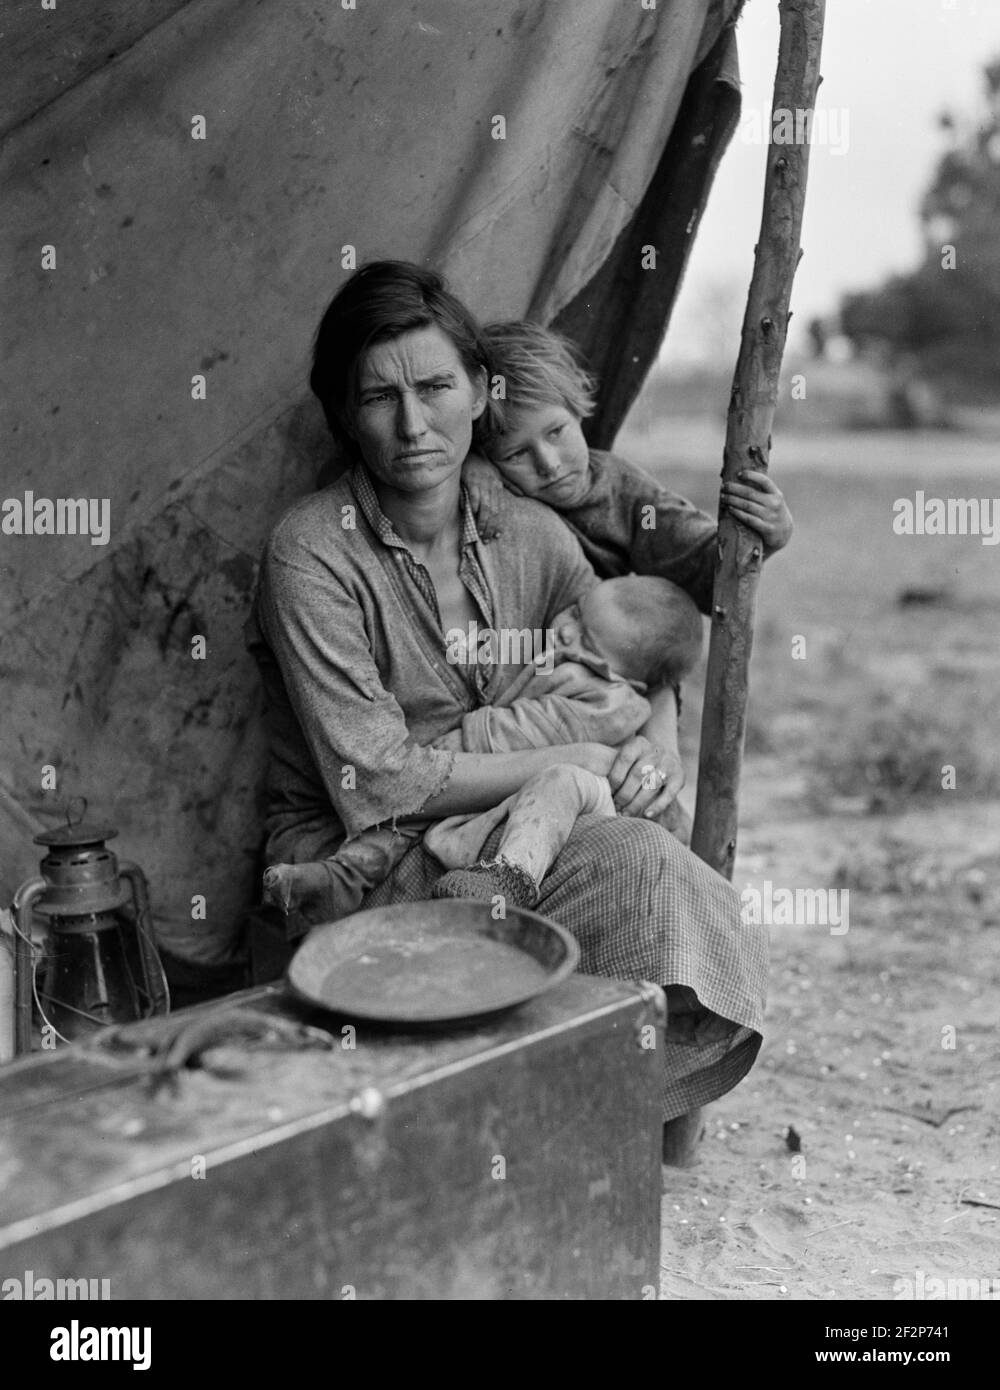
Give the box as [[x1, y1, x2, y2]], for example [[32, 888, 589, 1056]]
[[65, 796, 88, 829], [10, 876, 46, 1055]]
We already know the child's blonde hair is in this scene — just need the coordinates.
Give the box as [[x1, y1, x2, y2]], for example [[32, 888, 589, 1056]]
[[477, 320, 598, 443]]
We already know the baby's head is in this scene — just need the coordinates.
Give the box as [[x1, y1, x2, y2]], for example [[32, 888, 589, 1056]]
[[477, 321, 596, 508], [551, 576, 703, 688]]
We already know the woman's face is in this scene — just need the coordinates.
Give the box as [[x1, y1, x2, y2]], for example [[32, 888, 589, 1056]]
[[485, 403, 590, 507], [349, 325, 487, 493]]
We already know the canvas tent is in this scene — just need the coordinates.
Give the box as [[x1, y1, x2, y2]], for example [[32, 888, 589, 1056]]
[[0, 0, 742, 965]]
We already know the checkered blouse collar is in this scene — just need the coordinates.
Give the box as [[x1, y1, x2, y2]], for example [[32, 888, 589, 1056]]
[[350, 463, 480, 553]]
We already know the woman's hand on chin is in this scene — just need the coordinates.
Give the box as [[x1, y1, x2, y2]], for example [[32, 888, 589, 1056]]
[[606, 736, 685, 819]]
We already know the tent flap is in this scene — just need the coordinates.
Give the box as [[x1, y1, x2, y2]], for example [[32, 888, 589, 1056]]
[[555, 22, 742, 445], [0, 0, 742, 962]]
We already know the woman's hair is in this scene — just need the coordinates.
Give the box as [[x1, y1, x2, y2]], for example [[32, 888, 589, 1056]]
[[477, 320, 598, 443], [309, 260, 490, 452]]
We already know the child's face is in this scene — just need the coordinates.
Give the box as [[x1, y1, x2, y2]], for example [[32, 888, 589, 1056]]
[[550, 584, 630, 674], [486, 403, 590, 507]]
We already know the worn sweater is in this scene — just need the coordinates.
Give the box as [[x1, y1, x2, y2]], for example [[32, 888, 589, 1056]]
[[559, 449, 718, 615], [246, 463, 596, 863]]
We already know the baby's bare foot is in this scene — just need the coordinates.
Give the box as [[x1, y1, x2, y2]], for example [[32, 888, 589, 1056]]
[[262, 862, 349, 925]]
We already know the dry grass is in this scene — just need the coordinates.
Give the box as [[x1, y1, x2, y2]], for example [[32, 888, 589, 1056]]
[[618, 418, 1000, 821]]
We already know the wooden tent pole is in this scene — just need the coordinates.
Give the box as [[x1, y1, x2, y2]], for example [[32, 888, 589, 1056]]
[[690, 0, 826, 880], [664, 0, 826, 1169]]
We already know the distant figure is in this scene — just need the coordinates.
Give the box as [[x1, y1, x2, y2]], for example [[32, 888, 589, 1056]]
[[807, 316, 828, 360]]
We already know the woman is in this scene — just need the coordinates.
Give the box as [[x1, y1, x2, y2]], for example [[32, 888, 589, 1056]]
[[247, 261, 767, 1132]]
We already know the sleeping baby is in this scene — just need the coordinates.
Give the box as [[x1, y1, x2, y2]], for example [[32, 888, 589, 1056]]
[[263, 573, 703, 930]]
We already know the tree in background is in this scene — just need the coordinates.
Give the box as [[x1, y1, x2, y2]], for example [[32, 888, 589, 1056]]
[[839, 56, 1000, 405]]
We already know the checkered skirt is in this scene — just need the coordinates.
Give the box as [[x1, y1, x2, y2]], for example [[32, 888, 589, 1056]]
[[361, 813, 766, 1121]]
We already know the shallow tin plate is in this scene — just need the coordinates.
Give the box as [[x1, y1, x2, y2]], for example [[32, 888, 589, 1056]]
[[286, 899, 579, 1025]]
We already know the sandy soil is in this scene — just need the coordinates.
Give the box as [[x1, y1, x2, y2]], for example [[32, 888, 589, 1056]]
[[632, 423, 1000, 1301], [659, 771, 1000, 1301]]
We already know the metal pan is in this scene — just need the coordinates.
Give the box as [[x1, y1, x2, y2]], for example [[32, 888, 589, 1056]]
[[286, 899, 579, 1026]]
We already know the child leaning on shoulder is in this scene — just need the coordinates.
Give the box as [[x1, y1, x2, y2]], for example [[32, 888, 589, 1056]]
[[463, 319, 793, 607]]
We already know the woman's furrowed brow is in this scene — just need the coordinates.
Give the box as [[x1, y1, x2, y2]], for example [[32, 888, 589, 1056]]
[[359, 369, 457, 396], [417, 370, 459, 386]]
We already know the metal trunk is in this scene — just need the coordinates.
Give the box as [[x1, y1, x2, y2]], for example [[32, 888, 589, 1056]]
[[0, 976, 664, 1300]]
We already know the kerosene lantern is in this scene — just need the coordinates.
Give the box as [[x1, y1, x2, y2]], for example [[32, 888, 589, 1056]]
[[10, 810, 169, 1054]]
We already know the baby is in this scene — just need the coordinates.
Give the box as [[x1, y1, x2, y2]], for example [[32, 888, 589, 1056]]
[[263, 573, 702, 929], [427, 572, 703, 908]]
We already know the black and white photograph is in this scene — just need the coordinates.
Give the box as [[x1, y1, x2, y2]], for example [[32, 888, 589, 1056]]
[[1, 0, 997, 1333]]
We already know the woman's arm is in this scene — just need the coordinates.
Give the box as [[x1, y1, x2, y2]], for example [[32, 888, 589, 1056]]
[[605, 683, 685, 820], [257, 545, 459, 837], [420, 742, 617, 817], [257, 515, 617, 831], [641, 683, 682, 774], [456, 664, 651, 753]]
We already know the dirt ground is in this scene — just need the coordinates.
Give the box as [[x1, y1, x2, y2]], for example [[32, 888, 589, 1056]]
[[615, 420, 1000, 1302], [660, 779, 1000, 1301]]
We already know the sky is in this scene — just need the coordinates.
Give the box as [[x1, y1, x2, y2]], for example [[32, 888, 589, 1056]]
[[662, 0, 1000, 365]]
